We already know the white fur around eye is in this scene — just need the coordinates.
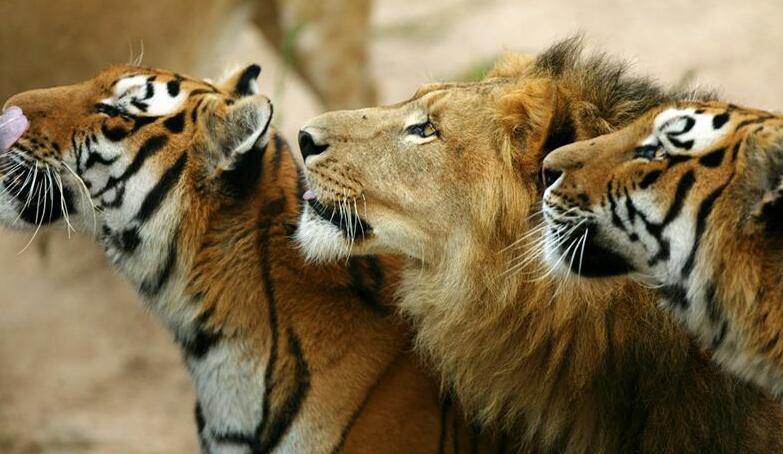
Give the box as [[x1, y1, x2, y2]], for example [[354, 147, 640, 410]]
[[113, 75, 149, 98], [651, 107, 731, 156], [405, 134, 438, 145], [403, 112, 438, 144], [404, 112, 428, 129], [103, 75, 187, 117]]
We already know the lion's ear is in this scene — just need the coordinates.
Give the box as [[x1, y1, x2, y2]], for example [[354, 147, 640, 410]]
[[570, 100, 614, 138], [497, 78, 557, 153]]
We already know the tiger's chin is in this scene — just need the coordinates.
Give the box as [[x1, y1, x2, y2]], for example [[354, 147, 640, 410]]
[[295, 202, 374, 262], [0, 184, 66, 232], [0, 200, 28, 230], [543, 224, 633, 278]]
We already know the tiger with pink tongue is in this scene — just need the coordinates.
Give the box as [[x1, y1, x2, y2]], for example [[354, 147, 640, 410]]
[[0, 65, 498, 453], [0, 106, 28, 152]]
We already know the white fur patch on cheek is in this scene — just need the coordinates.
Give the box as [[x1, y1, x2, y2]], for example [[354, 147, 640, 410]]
[[294, 208, 351, 262], [541, 227, 568, 272]]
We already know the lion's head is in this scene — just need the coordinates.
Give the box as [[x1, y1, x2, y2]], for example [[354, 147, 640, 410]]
[[295, 38, 686, 269]]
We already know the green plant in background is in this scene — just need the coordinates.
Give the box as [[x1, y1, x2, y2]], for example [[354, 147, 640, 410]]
[[457, 56, 500, 82]]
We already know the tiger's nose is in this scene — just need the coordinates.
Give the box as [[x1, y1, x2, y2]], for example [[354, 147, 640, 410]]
[[298, 129, 329, 162], [542, 167, 563, 188]]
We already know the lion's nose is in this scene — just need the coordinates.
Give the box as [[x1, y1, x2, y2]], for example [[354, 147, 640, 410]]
[[298, 129, 329, 162]]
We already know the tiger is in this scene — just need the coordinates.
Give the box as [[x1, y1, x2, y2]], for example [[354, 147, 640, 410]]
[[0, 64, 500, 453], [293, 38, 783, 452], [541, 99, 783, 400]]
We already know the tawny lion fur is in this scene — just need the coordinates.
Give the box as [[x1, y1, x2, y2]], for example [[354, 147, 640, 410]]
[[296, 38, 783, 452]]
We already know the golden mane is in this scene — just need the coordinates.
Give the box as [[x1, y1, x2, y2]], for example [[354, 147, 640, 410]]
[[296, 38, 783, 452], [395, 40, 781, 452]]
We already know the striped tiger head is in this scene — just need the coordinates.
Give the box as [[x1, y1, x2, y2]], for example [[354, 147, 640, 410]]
[[0, 64, 272, 262], [541, 100, 783, 283]]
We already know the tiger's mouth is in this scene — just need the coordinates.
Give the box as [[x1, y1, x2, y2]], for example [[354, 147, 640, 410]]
[[545, 218, 632, 278], [306, 197, 372, 240], [0, 150, 76, 226]]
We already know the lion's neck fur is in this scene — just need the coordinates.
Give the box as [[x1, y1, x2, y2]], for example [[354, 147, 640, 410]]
[[399, 202, 665, 451], [394, 39, 778, 452]]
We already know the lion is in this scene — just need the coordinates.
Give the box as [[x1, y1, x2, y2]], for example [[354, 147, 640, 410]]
[[294, 38, 783, 452]]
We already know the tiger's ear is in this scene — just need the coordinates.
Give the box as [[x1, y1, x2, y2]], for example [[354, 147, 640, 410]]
[[218, 64, 262, 97], [205, 94, 273, 172], [748, 133, 783, 231], [753, 182, 783, 232], [200, 94, 273, 196]]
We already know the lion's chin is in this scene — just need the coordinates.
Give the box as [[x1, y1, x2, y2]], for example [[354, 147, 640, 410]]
[[295, 205, 357, 262]]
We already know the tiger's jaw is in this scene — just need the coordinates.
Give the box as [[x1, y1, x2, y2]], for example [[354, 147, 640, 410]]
[[0, 145, 88, 233], [541, 219, 635, 278], [541, 178, 703, 284]]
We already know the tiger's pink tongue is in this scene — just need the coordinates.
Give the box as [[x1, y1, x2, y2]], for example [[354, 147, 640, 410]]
[[0, 107, 29, 153], [303, 189, 317, 201]]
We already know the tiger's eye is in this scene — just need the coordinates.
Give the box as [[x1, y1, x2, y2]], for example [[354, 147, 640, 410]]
[[95, 103, 122, 117], [633, 144, 659, 160]]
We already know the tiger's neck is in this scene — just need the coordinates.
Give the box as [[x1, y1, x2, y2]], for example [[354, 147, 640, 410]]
[[673, 218, 783, 398], [102, 132, 411, 452], [96, 134, 303, 450]]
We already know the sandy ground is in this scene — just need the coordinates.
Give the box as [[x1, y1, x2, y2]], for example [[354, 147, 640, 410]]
[[1, 1, 782, 452]]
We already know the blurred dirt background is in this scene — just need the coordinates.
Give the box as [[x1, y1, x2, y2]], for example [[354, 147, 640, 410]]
[[1, 0, 782, 452]]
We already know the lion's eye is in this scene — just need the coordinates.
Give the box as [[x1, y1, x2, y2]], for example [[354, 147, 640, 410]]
[[406, 120, 438, 138], [633, 144, 664, 160]]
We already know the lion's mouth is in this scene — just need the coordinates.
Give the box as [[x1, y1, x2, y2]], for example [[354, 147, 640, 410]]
[[306, 197, 372, 239]]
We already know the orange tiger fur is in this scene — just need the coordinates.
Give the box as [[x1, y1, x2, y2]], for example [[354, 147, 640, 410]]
[[542, 100, 783, 399], [0, 65, 499, 453]]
